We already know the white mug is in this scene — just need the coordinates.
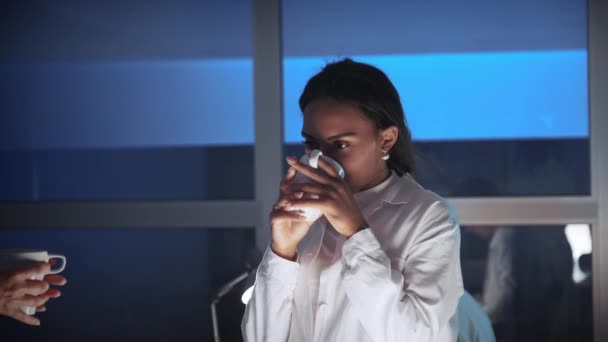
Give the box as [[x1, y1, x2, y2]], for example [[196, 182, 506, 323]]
[[291, 149, 345, 222], [0, 249, 67, 315]]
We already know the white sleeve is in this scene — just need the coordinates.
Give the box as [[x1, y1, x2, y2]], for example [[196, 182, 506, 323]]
[[341, 200, 464, 342], [482, 228, 515, 323], [241, 247, 300, 342]]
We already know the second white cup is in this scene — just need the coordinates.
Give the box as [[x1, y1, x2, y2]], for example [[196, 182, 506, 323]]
[[0, 249, 67, 315]]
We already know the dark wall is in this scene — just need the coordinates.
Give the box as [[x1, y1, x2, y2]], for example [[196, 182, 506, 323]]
[[0, 227, 255, 341]]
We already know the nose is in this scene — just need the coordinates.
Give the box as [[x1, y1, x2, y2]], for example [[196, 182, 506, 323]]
[[318, 148, 342, 168], [305, 144, 338, 162], [305, 147, 335, 163], [315, 146, 335, 160]]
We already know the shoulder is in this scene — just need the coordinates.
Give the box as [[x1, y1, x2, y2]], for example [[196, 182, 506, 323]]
[[384, 173, 457, 224], [372, 174, 459, 256], [405, 178, 458, 244]]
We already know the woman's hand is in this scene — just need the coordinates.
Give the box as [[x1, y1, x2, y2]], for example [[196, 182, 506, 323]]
[[284, 156, 368, 238], [270, 166, 315, 261], [0, 262, 67, 326]]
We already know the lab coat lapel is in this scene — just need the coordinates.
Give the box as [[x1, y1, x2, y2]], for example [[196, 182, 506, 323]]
[[293, 219, 326, 341]]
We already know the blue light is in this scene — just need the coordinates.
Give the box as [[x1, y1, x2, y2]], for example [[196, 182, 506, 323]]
[[0, 50, 588, 149], [284, 50, 588, 142]]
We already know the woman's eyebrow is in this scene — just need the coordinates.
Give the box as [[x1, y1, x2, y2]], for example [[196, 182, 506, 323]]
[[301, 131, 357, 140]]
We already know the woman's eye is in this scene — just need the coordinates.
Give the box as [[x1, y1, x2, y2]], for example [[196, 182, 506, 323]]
[[335, 141, 349, 150]]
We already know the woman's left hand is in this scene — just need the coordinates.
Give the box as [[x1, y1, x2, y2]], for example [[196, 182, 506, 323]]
[[285, 156, 368, 237]]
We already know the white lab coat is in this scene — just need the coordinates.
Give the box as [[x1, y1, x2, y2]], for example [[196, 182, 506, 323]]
[[242, 171, 463, 342]]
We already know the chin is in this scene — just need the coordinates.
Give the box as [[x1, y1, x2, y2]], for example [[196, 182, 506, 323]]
[[343, 175, 356, 189]]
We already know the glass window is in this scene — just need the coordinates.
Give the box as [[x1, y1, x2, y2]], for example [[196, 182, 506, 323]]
[[0, 1, 254, 200], [460, 224, 593, 341]]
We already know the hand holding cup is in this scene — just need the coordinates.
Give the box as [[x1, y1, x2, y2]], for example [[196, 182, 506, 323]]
[[0, 250, 67, 326]]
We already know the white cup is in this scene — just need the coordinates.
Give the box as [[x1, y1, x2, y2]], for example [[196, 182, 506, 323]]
[[290, 149, 345, 222], [0, 249, 67, 315]]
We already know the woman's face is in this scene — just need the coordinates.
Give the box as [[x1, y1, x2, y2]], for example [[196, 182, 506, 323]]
[[301, 98, 396, 193]]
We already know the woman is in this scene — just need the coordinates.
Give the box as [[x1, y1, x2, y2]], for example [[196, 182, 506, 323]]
[[242, 59, 463, 341]]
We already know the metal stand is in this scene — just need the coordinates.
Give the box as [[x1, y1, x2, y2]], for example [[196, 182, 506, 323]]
[[210, 271, 250, 342]]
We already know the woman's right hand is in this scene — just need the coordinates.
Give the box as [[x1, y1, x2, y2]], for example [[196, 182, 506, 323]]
[[270, 166, 314, 261]]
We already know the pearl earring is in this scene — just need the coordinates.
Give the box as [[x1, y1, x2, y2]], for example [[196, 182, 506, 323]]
[[382, 153, 390, 161]]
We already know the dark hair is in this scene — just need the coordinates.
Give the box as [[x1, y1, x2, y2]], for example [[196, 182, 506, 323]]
[[299, 58, 416, 176]]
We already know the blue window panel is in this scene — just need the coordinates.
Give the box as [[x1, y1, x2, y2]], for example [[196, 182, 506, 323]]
[[284, 50, 588, 143]]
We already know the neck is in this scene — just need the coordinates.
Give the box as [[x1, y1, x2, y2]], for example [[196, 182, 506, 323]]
[[354, 167, 391, 193]]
